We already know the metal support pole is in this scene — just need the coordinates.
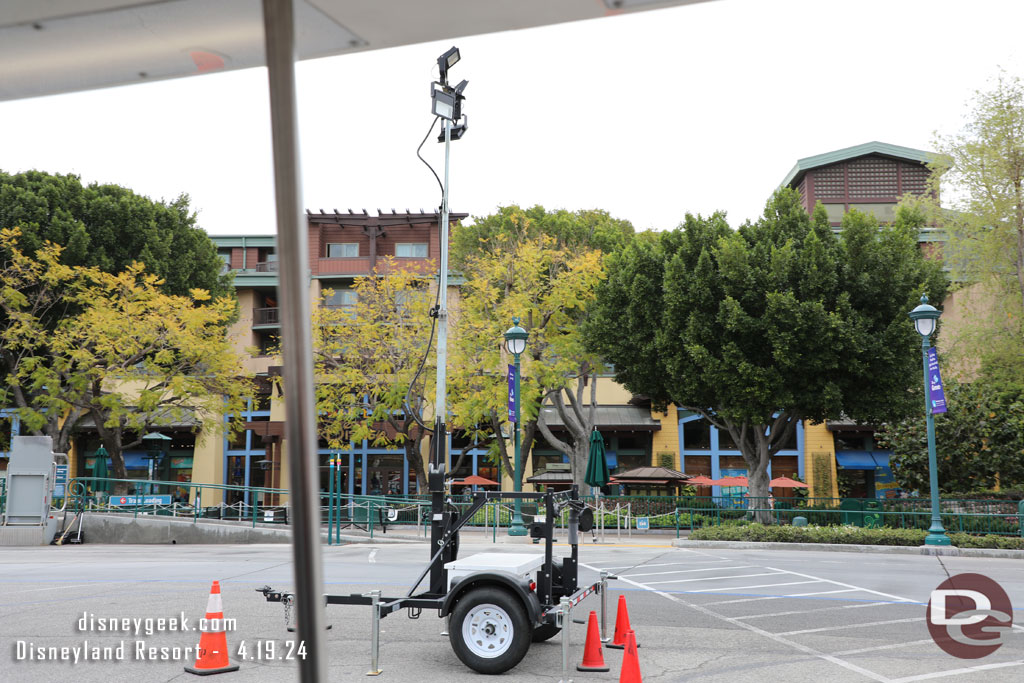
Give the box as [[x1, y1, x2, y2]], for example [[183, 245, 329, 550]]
[[261, 2, 327, 680], [366, 590, 383, 676], [327, 458, 335, 545], [433, 118, 452, 454], [558, 596, 572, 683], [599, 571, 610, 642], [922, 337, 950, 546], [509, 353, 526, 535]]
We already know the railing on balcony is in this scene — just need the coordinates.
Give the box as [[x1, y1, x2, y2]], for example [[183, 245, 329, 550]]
[[255, 261, 279, 272], [253, 307, 280, 326]]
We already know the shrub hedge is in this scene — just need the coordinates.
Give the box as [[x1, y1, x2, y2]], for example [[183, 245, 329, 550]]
[[688, 523, 1024, 549]]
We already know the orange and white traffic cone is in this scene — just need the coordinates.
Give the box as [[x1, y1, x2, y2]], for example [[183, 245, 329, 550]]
[[185, 580, 239, 676], [577, 610, 610, 672], [619, 629, 642, 683], [607, 595, 640, 649]]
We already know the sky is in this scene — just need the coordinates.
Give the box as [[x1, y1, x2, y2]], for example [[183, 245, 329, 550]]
[[1, 0, 1023, 237]]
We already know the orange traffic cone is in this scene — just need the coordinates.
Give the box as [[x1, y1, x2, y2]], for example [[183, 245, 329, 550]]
[[619, 629, 642, 683], [607, 595, 640, 649], [185, 581, 239, 676], [576, 610, 610, 672]]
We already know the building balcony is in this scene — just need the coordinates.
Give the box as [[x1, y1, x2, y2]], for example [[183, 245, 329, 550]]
[[253, 307, 280, 326], [255, 261, 279, 272], [315, 257, 434, 277]]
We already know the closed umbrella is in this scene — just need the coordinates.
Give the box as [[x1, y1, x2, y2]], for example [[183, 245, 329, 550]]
[[584, 430, 610, 491], [92, 445, 110, 502], [584, 430, 610, 539]]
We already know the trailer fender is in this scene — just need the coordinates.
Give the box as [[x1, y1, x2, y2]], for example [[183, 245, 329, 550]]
[[442, 572, 542, 625]]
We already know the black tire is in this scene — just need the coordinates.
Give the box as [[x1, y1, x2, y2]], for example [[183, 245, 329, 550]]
[[449, 587, 531, 674], [531, 622, 561, 642]]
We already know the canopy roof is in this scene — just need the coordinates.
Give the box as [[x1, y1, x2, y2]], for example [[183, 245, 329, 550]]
[[540, 405, 662, 432], [0, 0, 714, 102]]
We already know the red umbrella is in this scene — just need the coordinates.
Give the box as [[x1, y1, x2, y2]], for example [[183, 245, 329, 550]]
[[453, 475, 500, 487], [769, 476, 808, 488], [686, 475, 716, 486], [710, 476, 748, 487]]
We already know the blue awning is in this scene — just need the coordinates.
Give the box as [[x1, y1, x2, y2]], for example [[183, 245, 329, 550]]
[[836, 451, 892, 470], [605, 451, 618, 470], [836, 451, 877, 469]]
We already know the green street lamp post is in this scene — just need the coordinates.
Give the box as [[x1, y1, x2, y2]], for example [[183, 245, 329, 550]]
[[504, 318, 529, 536], [908, 295, 950, 546]]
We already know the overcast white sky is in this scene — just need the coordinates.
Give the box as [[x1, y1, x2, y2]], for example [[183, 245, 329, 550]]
[[1, 0, 1022, 236]]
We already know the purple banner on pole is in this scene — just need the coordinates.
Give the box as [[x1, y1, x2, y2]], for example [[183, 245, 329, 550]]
[[507, 364, 517, 423], [927, 347, 947, 414]]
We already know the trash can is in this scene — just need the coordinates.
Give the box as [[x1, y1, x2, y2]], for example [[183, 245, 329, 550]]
[[793, 516, 808, 527]]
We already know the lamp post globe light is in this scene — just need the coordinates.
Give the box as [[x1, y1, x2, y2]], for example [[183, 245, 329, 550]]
[[504, 318, 529, 536], [908, 294, 950, 546]]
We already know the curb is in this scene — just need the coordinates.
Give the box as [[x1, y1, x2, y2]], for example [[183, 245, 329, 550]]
[[672, 539, 1024, 559]]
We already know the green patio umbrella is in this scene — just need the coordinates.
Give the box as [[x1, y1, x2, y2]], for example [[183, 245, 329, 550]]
[[584, 430, 610, 539], [92, 445, 110, 500], [584, 429, 610, 491]]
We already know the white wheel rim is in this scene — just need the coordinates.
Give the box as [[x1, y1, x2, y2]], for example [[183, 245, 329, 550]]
[[462, 602, 514, 658]]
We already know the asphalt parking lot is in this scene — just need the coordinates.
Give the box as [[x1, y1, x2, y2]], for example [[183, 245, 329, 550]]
[[2, 541, 1022, 682]]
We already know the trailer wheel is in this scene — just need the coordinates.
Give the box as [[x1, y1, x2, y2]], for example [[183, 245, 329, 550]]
[[531, 622, 561, 642], [449, 587, 530, 674]]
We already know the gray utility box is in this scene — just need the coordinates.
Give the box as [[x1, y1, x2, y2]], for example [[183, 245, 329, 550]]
[[1, 436, 64, 544]]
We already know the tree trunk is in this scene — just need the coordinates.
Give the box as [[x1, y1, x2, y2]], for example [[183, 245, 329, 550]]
[[705, 411, 799, 525], [405, 438, 427, 492]]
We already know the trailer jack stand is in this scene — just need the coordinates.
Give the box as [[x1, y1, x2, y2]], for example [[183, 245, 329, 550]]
[[365, 590, 383, 676]]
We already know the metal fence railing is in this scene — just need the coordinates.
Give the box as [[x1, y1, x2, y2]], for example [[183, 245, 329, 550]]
[[15, 481, 1019, 542]]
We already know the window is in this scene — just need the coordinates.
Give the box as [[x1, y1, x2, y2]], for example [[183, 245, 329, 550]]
[[323, 289, 358, 308], [327, 243, 359, 258], [395, 243, 428, 258], [682, 419, 710, 450], [217, 250, 231, 273]]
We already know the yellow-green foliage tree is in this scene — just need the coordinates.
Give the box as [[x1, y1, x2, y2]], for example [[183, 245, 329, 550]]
[[0, 228, 251, 486], [451, 209, 606, 490], [925, 71, 1024, 385], [311, 260, 435, 490]]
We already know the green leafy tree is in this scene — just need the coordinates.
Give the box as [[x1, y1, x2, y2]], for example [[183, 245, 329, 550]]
[[586, 189, 946, 521], [0, 229, 251, 487], [924, 72, 1024, 385], [310, 260, 435, 489], [878, 379, 1024, 493], [450, 206, 615, 490]]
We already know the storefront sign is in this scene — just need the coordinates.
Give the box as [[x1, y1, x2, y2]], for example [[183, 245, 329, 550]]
[[507, 364, 517, 422], [109, 495, 172, 506], [927, 347, 947, 414]]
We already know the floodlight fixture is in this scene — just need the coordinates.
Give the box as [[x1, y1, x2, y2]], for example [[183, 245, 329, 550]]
[[453, 79, 468, 95], [437, 46, 460, 83], [440, 115, 468, 142], [431, 83, 456, 120]]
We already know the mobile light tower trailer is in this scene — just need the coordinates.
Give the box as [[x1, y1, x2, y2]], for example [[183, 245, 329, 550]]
[[259, 44, 613, 675], [258, 477, 611, 675]]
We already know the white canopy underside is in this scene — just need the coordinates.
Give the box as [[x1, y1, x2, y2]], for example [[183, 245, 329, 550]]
[[0, 0, 712, 102]]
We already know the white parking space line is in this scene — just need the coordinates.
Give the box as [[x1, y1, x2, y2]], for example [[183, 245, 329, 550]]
[[623, 565, 755, 578], [736, 601, 890, 620], [889, 659, 1024, 682], [645, 571, 782, 585], [833, 639, 934, 656], [767, 566, 913, 603], [706, 588, 855, 605], [776, 617, 921, 637], [688, 580, 822, 593], [582, 562, 891, 682], [596, 559, 734, 571]]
